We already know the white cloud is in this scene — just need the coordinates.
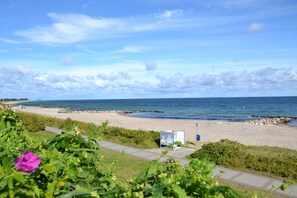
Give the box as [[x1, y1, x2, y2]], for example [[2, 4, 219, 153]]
[[13, 10, 189, 44], [155, 67, 297, 95], [156, 9, 184, 20], [132, 9, 186, 32], [116, 46, 144, 53], [247, 22, 264, 33], [16, 65, 31, 74], [15, 13, 121, 44], [7, 1, 297, 45], [1, 66, 296, 99]]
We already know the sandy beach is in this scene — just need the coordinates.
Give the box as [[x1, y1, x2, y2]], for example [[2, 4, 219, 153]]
[[16, 106, 297, 150]]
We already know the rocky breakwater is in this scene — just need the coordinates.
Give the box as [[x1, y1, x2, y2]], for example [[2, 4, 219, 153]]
[[248, 116, 293, 125]]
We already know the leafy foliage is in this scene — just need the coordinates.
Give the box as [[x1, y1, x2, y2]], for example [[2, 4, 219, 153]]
[[1, 108, 120, 197], [129, 157, 240, 197], [0, 106, 30, 161], [0, 105, 24, 135], [191, 139, 297, 180], [17, 112, 45, 132], [16, 112, 160, 148], [105, 126, 159, 148], [2, 107, 242, 197]]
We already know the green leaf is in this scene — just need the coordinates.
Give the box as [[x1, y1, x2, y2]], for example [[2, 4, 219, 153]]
[[13, 173, 25, 184], [2, 157, 13, 171], [172, 184, 187, 198], [0, 127, 9, 134], [280, 184, 286, 191], [33, 186, 41, 197], [8, 176, 13, 189], [6, 121, 11, 129], [77, 171, 89, 179], [0, 176, 8, 188], [147, 163, 158, 178], [43, 163, 57, 173], [151, 182, 166, 197], [8, 116, 16, 121], [75, 185, 92, 192]]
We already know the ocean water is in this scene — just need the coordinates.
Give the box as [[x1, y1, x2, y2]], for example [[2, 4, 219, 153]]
[[19, 97, 297, 122]]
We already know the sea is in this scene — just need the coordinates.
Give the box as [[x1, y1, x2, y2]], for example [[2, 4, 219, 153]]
[[19, 97, 297, 125]]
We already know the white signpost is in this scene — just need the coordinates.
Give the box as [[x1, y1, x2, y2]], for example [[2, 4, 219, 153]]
[[196, 123, 200, 141]]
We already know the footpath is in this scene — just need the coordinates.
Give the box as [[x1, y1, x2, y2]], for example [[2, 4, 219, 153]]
[[46, 126, 297, 197]]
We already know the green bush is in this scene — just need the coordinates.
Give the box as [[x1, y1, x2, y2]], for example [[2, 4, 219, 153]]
[[62, 117, 75, 131], [244, 153, 297, 179], [17, 112, 46, 132], [0, 106, 24, 135], [191, 139, 297, 180], [16, 112, 160, 148], [105, 126, 159, 148], [0, 106, 30, 160], [191, 139, 245, 167]]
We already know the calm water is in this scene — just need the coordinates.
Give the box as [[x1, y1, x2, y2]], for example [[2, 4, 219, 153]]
[[19, 97, 297, 122]]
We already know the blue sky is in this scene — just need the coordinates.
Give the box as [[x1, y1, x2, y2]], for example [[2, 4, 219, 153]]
[[0, 0, 297, 99]]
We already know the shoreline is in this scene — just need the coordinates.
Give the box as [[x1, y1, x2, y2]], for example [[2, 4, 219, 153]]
[[17, 105, 297, 122], [60, 109, 296, 125], [34, 106, 297, 126], [15, 106, 297, 150]]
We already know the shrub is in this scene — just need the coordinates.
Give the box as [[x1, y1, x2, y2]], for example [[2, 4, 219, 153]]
[[191, 139, 297, 180], [0, 105, 24, 135], [62, 117, 75, 131], [105, 126, 159, 148], [244, 152, 297, 179], [128, 157, 240, 197], [191, 139, 245, 167], [16, 112, 160, 148], [17, 112, 46, 132]]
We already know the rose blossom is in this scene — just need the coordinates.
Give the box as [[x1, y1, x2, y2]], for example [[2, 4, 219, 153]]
[[14, 151, 41, 172]]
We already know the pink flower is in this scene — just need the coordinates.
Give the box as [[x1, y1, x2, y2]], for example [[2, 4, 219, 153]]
[[14, 151, 41, 172]]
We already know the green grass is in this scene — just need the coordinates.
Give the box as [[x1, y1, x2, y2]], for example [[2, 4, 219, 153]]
[[28, 131, 57, 140], [100, 148, 150, 180]]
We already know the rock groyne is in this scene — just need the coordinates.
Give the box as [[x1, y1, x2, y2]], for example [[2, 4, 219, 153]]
[[248, 117, 293, 125]]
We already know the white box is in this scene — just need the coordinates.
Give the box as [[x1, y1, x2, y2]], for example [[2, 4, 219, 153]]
[[160, 130, 185, 149]]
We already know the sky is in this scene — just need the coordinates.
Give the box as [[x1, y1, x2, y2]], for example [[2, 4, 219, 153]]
[[0, 0, 297, 99]]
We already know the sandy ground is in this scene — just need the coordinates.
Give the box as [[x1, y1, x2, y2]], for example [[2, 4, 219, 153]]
[[16, 106, 297, 150]]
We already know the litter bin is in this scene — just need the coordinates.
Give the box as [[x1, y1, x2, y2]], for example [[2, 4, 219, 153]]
[[196, 134, 200, 141]]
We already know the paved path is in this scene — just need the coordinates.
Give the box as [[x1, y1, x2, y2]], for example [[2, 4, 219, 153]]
[[46, 126, 297, 197]]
